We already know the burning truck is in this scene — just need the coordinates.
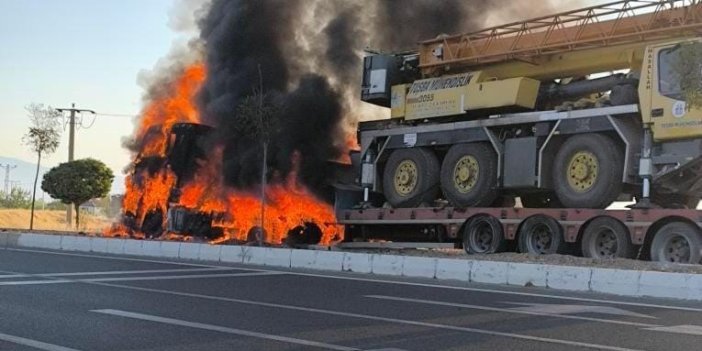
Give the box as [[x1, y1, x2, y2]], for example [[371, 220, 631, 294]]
[[112, 63, 346, 246], [118, 118, 346, 245]]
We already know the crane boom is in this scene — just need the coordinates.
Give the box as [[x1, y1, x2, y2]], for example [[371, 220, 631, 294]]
[[419, 0, 702, 74]]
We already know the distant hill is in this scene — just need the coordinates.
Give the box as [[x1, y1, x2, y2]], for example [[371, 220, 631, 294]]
[[0, 156, 124, 195], [0, 156, 50, 194]]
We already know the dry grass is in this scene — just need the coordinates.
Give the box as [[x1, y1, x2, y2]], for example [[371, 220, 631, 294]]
[[0, 209, 111, 233]]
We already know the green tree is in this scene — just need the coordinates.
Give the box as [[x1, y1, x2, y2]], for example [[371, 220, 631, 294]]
[[41, 158, 114, 229], [23, 103, 61, 229], [0, 187, 32, 209], [235, 88, 280, 245]]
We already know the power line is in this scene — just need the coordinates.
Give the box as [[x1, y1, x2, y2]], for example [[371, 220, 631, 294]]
[[94, 112, 138, 118]]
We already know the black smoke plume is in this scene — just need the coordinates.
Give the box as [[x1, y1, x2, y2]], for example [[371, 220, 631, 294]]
[[194, 0, 549, 195]]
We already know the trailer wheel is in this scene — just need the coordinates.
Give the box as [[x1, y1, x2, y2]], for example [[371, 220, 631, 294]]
[[440, 143, 498, 207], [518, 215, 566, 255], [463, 215, 506, 254], [581, 217, 633, 259], [383, 148, 440, 208], [552, 134, 623, 208], [650, 222, 702, 264]]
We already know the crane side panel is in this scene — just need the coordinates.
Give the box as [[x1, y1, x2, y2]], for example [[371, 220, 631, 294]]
[[404, 73, 474, 120]]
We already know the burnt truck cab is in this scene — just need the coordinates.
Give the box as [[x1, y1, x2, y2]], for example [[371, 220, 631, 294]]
[[164, 123, 224, 239]]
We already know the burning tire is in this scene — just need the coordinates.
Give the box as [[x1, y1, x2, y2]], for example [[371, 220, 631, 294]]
[[246, 226, 268, 245], [650, 222, 702, 264], [552, 134, 623, 208], [581, 217, 633, 259], [141, 209, 164, 239], [440, 143, 498, 208], [382, 148, 440, 208], [463, 215, 506, 254], [518, 215, 567, 255], [286, 222, 323, 246]]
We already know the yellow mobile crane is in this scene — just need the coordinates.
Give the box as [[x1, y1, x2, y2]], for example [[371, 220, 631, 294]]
[[359, 0, 702, 211], [337, 0, 702, 262]]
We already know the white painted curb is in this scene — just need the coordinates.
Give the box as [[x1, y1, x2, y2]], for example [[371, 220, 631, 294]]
[[3, 232, 702, 301]]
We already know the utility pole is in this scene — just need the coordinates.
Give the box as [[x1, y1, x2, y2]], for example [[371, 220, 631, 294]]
[[0, 163, 17, 195], [56, 103, 96, 228], [258, 65, 267, 247]]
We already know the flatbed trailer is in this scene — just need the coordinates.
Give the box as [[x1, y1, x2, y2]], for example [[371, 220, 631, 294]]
[[337, 205, 702, 264]]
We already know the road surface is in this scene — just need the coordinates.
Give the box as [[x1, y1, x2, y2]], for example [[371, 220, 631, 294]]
[[0, 246, 700, 351]]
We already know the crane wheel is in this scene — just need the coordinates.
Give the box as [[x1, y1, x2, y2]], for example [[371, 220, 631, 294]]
[[440, 143, 497, 208], [463, 215, 506, 254], [518, 215, 567, 255], [581, 217, 633, 259], [382, 148, 440, 208], [650, 222, 702, 264], [552, 134, 623, 208]]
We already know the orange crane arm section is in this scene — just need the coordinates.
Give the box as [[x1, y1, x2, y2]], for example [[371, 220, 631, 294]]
[[419, 0, 702, 75]]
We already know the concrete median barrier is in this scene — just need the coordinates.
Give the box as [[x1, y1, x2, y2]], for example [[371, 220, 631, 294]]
[[220, 245, 244, 263], [507, 262, 547, 287], [4, 232, 702, 301], [198, 244, 222, 262], [371, 254, 403, 276], [546, 265, 592, 292], [471, 260, 509, 285], [435, 258, 471, 281], [342, 252, 372, 274], [178, 243, 202, 260], [590, 268, 641, 296], [265, 248, 293, 268], [402, 256, 437, 279]]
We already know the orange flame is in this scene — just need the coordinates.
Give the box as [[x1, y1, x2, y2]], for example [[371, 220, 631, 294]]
[[110, 63, 342, 245]]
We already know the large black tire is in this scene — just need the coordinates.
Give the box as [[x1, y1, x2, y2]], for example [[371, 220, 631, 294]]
[[581, 217, 634, 259], [463, 215, 506, 254], [246, 226, 268, 246], [518, 215, 567, 255], [141, 209, 164, 239], [650, 222, 702, 264], [440, 143, 498, 208], [382, 148, 440, 208], [552, 134, 623, 208], [286, 222, 323, 246]]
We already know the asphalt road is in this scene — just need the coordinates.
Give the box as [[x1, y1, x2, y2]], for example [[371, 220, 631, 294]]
[[0, 247, 700, 351]]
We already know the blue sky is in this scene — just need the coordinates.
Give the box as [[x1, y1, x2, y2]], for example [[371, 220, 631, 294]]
[[0, 0, 187, 193]]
